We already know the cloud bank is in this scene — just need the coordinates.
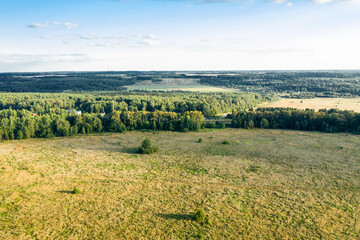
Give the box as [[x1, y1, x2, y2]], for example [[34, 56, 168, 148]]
[[27, 21, 78, 29]]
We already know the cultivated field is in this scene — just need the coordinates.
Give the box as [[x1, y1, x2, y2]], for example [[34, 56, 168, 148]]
[[0, 129, 359, 239], [263, 98, 360, 112], [125, 78, 235, 92], [126, 84, 235, 92]]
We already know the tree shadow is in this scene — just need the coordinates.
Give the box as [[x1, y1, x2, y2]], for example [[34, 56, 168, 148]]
[[158, 213, 194, 221], [121, 147, 139, 154], [57, 190, 74, 194]]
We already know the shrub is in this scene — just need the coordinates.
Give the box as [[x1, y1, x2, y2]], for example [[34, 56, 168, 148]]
[[138, 138, 158, 154], [205, 122, 216, 128], [222, 140, 230, 145], [194, 208, 206, 222], [248, 165, 261, 173], [73, 187, 82, 194], [198, 138, 203, 143]]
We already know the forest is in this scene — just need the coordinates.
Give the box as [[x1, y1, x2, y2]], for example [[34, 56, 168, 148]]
[[231, 108, 360, 134], [197, 71, 360, 98], [0, 91, 266, 116], [1, 71, 360, 98], [1, 71, 360, 140], [0, 91, 267, 140]]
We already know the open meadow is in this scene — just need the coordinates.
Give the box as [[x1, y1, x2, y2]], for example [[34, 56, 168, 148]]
[[263, 98, 360, 112], [125, 84, 235, 92], [0, 129, 359, 239], [125, 78, 236, 92]]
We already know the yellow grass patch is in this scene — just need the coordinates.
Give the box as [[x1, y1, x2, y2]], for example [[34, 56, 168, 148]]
[[263, 98, 360, 112]]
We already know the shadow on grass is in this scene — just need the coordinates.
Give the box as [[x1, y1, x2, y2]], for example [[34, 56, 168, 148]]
[[158, 213, 194, 221], [121, 147, 139, 154], [57, 190, 74, 194]]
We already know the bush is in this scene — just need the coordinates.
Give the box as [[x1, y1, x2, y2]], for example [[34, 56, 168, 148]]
[[138, 138, 158, 154], [194, 208, 206, 222], [73, 187, 82, 194], [198, 138, 203, 143], [205, 122, 216, 128], [222, 140, 230, 145], [248, 165, 261, 173]]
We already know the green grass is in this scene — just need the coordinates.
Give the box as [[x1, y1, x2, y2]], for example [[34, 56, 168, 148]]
[[0, 129, 359, 239]]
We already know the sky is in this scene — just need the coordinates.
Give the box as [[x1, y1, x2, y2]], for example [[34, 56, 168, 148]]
[[0, 0, 360, 72]]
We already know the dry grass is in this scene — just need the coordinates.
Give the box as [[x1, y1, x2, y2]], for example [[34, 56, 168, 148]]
[[0, 129, 359, 239], [263, 98, 360, 112]]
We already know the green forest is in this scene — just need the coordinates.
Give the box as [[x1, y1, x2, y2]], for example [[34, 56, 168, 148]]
[[198, 71, 360, 97], [1, 71, 360, 97], [231, 108, 360, 134], [0, 91, 267, 140], [1, 71, 360, 141]]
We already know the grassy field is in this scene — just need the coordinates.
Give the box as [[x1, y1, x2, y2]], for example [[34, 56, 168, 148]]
[[0, 129, 359, 239], [263, 98, 360, 112], [126, 84, 235, 92], [125, 78, 236, 92]]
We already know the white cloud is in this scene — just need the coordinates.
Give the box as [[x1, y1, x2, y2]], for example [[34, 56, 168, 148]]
[[312, 0, 334, 3], [80, 35, 126, 40], [196, 0, 235, 3], [63, 22, 78, 29], [137, 34, 157, 39], [80, 35, 99, 40], [267, 0, 295, 5], [27, 23, 48, 28], [27, 21, 79, 29], [62, 39, 71, 45], [312, 0, 360, 3], [0, 54, 90, 64], [140, 39, 161, 46], [88, 42, 113, 47], [269, 0, 288, 3]]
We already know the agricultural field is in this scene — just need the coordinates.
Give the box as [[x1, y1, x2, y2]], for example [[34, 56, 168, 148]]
[[0, 129, 359, 239], [125, 78, 235, 92], [263, 98, 360, 112], [125, 84, 235, 92]]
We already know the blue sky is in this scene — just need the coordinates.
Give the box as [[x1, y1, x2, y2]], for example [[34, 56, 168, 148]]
[[0, 0, 359, 72]]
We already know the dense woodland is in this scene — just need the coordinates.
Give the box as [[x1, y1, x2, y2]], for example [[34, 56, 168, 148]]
[[232, 108, 360, 134], [0, 92, 266, 140], [0, 92, 266, 116], [0, 72, 131, 92], [197, 71, 360, 97], [0, 109, 205, 140], [1, 71, 360, 97]]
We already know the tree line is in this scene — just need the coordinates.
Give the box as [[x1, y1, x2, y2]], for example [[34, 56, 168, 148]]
[[198, 71, 360, 98], [231, 108, 360, 134], [0, 109, 204, 140], [1, 106, 359, 141], [0, 92, 267, 117]]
